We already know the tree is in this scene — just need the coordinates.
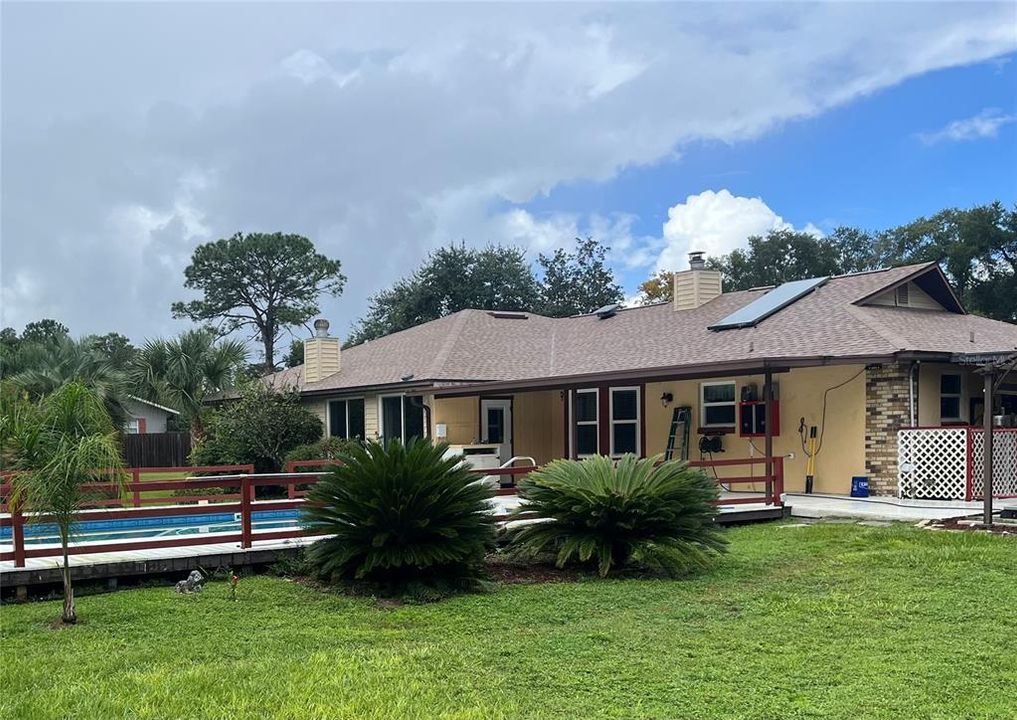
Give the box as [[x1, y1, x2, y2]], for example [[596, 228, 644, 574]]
[[6, 336, 131, 427], [877, 202, 1017, 321], [190, 384, 322, 473], [3, 382, 126, 623], [283, 339, 304, 368], [130, 329, 248, 443], [536, 237, 623, 317], [87, 332, 137, 369], [171, 232, 346, 371], [637, 270, 675, 305], [707, 229, 844, 292], [21, 319, 69, 347], [349, 244, 540, 344], [0, 327, 20, 355]]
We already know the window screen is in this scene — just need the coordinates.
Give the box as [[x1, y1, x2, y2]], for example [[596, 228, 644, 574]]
[[382, 396, 403, 444], [348, 399, 365, 439]]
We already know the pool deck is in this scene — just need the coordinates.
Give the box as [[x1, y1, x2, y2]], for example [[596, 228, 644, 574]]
[[1, 493, 785, 592]]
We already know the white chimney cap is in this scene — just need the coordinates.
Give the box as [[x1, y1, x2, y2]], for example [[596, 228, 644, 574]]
[[313, 318, 330, 337]]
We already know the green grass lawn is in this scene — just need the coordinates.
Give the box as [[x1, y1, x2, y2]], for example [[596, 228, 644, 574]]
[[3, 522, 1015, 719]]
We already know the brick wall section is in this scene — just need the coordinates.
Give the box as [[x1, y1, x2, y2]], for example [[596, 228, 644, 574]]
[[865, 363, 913, 496]]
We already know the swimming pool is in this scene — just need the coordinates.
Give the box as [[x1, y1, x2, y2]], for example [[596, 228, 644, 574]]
[[0, 509, 303, 545]]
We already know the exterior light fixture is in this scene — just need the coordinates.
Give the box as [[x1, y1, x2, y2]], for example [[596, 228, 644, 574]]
[[660, 392, 674, 407]]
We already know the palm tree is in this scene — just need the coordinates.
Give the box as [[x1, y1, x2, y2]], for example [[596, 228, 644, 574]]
[[6, 336, 131, 427], [4, 382, 127, 624], [130, 329, 247, 443]]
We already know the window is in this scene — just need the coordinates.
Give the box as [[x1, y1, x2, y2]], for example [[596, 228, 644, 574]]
[[124, 419, 140, 434], [379, 395, 426, 445], [486, 407, 505, 443], [610, 387, 640, 456], [328, 398, 366, 439], [573, 389, 599, 457], [700, 381, 736, 427], [940, 374, 963, 422]]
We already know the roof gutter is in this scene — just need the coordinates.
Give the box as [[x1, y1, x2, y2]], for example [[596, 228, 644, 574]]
[[298, 378, 495, 399], [431, 354, 895, 397]]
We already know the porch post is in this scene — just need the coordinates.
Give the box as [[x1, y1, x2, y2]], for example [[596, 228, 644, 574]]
[[983, 370, 994, 527], [764, 367, 774, 491]]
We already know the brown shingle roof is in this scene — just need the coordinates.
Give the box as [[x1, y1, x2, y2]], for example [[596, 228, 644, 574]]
[[264, 262, 1017, 396]]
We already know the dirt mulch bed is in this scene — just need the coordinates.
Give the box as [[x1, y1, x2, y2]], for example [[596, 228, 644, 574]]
[[484, 557, 586, 585], [923, 516, 1017, 535]]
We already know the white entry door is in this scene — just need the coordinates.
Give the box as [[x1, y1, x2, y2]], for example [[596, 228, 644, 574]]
[[481, 399, 513, 467]]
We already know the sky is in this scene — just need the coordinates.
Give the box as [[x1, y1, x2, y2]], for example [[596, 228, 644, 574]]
[[2, 2, 1016, 358]]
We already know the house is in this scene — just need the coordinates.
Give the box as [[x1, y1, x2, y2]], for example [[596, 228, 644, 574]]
[[123, 395, 179, 434], [265, 258, 1017, 500]]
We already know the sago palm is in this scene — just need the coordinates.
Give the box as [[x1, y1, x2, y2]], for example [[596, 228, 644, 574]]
[[508, 454, 727, 577], [302, 439, 496, 595], [130, 329, 247, 442], [4, 382, 127, 624]]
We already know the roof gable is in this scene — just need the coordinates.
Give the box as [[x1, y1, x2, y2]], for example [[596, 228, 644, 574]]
[[853, 263, 965, 314]]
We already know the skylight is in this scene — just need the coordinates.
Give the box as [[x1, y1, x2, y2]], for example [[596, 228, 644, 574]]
[[708, 276, 829, 331]]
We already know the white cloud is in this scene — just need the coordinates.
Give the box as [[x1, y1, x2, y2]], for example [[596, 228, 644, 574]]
[[1, 3, 1014, 341], [653, 190, 820, 272], [493, 190, 821, 283], [279, 49, 361, 88], [918, 108, 1016, 144]]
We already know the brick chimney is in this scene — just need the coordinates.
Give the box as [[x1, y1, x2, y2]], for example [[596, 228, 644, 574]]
[[303, 319, 341, 383], [673, 251, 723, 311]]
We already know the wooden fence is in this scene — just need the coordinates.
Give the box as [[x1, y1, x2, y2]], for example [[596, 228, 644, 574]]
[[122, 432, 191, 468]]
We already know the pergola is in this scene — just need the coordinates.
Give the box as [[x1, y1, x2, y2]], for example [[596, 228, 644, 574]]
[[953, 350, 1017, 526]]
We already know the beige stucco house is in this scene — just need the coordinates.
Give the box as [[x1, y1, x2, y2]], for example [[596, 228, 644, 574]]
[[265, 260, 1017, 500]]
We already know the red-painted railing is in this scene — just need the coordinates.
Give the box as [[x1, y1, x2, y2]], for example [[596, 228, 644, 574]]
[[1, 456, 782, 569], [0, 470, 330, 567], [689, 456, 785, 508]]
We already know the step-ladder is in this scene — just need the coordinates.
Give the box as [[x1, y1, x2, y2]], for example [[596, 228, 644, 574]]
[[664, 406, 692, 461]]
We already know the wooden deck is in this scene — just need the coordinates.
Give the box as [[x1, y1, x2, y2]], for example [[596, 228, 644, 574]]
[[0, 492, 784, 593]]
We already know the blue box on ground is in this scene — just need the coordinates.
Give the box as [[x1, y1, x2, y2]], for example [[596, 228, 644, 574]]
[[851, 476, 870, 498]]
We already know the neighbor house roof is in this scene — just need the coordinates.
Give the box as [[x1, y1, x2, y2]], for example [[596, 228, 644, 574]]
[[126, 395, 180, 415], [264, 262, 1017, 397]]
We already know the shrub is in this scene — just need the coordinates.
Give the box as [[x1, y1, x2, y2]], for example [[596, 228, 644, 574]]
[[189, 384, 322, 473], [284, 436, 358, 465], [302, 439, 496, 596], [508, 454, 727, 577]]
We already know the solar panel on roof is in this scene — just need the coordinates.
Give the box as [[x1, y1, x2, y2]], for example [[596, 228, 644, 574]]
[[594, 303, 621, 319], [708, 276, 829, 331]]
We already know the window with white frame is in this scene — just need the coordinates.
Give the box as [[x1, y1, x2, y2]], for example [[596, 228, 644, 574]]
[[573, 389, 599, 457], [609, 387, 640, 456], [328, 398, 366, 439], [379, 395, 425, 445], [124, 419, 140, 434], [940, 374, 963, 422], [700, 381, 736, 427]]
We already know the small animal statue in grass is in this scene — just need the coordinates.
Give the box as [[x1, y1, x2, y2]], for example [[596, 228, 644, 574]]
[[229, 573, 240, 601], [175, 570, 206, 594]]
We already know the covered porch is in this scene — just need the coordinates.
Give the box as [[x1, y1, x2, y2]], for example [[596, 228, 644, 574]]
[[429, 360, 876, 518]]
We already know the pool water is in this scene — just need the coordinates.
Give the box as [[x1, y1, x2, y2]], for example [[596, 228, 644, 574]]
[[0, 509, 303, 545]]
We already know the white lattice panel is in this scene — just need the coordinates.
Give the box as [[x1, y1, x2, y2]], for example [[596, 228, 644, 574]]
[[969, 429, 1017, 499], [898, 428, 968, 500]]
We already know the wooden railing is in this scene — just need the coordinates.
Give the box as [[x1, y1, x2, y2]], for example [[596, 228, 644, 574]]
[[1, 456, 783, 569], [0, 470, 329, 567], [688, 456, 785, 508]]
